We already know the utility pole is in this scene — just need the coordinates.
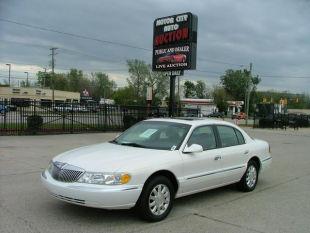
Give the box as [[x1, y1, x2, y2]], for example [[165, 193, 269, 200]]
[[6, 64, 11, 86], [24, 72, 29, 87], [50, 47, 58, 102], [245, 62, 253, 126]]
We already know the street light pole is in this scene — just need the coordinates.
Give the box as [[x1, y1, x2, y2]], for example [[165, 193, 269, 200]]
[[245, 63, 253, 126], [6, 64, 11, 86], [50, 47, 58, 102], [24, 72, 29, 87]]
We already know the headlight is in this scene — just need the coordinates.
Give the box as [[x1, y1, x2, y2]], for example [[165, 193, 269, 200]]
[[77, 172, 131, 185]]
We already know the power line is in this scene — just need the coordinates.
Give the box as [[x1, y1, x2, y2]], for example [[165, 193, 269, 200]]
[[0, 39, 132, 65], [193, 69, 224, 75], [0, 18, 151, 51], [0, 20, 249, 67], [197, 58, 244, 67], [259, 74, 310, 79]]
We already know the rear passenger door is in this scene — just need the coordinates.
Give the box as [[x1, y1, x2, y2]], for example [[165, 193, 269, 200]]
[[215, 125, 248, 184]]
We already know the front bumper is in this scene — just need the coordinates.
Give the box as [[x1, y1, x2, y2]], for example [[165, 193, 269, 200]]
[[41, 170, 142, 209]]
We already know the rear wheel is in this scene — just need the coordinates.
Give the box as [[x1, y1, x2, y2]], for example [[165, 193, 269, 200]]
[[136, 176, 174, 222], [238, 160, 258, 192]]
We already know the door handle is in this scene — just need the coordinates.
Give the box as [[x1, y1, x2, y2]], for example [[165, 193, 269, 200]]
[[214, 155, 222, 161], [244, 150, 249, 155]]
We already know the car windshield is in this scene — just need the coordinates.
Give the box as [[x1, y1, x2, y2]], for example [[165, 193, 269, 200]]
[[111, 121, 191, 150]]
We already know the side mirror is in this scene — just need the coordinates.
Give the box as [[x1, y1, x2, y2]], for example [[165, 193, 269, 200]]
[[183, 144, 203, 153]]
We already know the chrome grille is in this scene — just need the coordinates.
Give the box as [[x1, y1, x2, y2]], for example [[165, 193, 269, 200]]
[[50, 162, 84, 182]]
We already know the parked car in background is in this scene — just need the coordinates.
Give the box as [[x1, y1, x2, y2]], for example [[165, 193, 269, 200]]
[[54, 104, 88, 113], [207, 112, 224, 118], [0, 103, 8, 114], [6, 104, 17, 111], [232, 112, 247, 120], [99, 98, 115, 105], [42, 118, 271, 222]]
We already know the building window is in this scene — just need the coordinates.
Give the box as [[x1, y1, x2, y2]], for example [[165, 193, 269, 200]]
[[12, 88, 20, 94]]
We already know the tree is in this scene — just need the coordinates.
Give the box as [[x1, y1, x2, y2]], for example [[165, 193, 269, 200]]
[[67, 69, 85, 92], [213, 86, 230, 113], [127, 59, 149, 101], [127, 59, 169, 105], [37, 71, 52, 88], [147, 70, 169, 105], [195, 80, 207, 98], [20, 80, 27, 87], [91, 72, 116, 100], [112, 86, 136, 105], [53, 73, 69, 91], [183, 80, 196, 98], [220, 69, 260, 101]]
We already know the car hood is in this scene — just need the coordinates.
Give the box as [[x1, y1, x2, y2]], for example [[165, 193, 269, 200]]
[[53, 142, 172, 172]]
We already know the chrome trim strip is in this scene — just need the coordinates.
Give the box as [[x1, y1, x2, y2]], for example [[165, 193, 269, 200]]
[[120, 186, 139, 191], [186, 165, 246, 180], [262, 157, 272, 162], [51, 193, 85, 204]]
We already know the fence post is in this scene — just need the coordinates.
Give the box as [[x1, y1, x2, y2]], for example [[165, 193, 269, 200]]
[[70, 109, 73, 133], [62, 112, 65, 131], [104, 104, 107, 130], [34, 99, 36, 116], [20, 105, 24, 131], [3, 111, 7, 132]]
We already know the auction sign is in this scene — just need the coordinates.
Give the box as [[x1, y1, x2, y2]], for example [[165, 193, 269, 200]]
[[152, 12, 198, 71]]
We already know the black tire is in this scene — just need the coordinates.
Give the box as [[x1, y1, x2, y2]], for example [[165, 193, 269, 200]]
[[136, 176, 175, 222], [237, 160, 259, 192]]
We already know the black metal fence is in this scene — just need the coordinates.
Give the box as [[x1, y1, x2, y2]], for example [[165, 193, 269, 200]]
[[253, 113, 310, 129], [0, 99, 201, 135]]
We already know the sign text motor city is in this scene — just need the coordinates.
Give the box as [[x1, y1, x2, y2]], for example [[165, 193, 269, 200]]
[[154, 14, 189, 46]]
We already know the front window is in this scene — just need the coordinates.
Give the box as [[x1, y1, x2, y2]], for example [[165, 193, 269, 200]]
[[187, 125, 217, 150], [111, 121, 191, 150]]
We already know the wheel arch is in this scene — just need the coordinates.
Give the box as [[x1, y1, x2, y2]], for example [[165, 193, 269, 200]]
[[248, 156, 261, 172], [143, 170, 179, 194]]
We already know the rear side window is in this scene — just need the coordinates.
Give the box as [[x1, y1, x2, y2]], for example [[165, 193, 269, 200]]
[[234, 129, 245, 144], [217, 125, 239, 147]]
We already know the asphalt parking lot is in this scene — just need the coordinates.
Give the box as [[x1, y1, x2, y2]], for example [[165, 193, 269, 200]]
[[1, 128, 310, 233]]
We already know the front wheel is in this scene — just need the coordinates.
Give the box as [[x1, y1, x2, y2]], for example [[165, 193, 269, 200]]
[[136, 176, 174, 222], [238, 160, 258, 192]]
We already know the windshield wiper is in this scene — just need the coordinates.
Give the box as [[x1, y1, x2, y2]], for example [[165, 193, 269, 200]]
[[119, 142, 145, 148], [109, 139, 118, 144]]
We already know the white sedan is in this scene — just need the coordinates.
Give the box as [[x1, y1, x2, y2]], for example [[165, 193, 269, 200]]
[[41, 118, 272, 221]]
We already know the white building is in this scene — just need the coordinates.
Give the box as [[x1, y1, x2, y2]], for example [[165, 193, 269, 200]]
[[181, 98, 217, 116], [227, 101, 244, 115]]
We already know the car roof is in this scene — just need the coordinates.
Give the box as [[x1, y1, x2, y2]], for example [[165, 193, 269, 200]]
[[144, 118, 236, 127]]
